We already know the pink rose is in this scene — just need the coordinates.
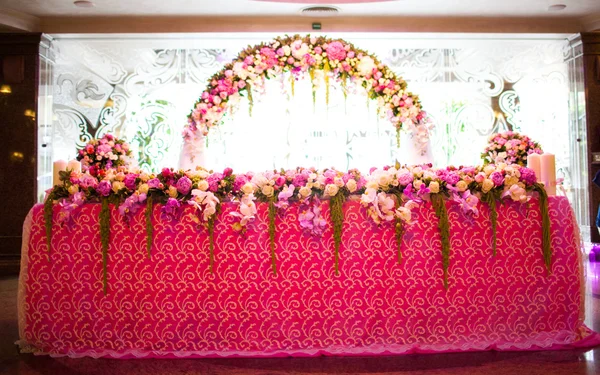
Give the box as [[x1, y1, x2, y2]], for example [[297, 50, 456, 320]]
[[326, 41, 347, 61]]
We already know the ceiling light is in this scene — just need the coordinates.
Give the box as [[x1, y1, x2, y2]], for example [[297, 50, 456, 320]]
[[548, 4, 566, 11], [301, 6, 340, 17], [74, 1, 95, 8]]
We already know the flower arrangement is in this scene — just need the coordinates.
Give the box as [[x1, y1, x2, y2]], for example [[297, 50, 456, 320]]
[[482, 131, 543, 166], [45, 151, 551, 292], [76, 134, 133, 176], [183, 34, 433, 155]]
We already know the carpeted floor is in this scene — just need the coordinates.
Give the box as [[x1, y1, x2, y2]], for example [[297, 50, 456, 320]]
[[2, 264, 600, 375]]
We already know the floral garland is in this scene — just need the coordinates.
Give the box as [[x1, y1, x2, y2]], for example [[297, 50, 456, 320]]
[[482, 131, 543, 166], [183, 34, 433, 155], [45, 139, 553, 293]]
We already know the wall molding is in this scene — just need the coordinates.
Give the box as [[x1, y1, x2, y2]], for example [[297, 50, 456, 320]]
[[0, 7, 40, 32], [38, 15, 584, 34]]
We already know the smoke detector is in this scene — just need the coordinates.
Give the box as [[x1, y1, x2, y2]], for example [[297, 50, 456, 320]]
[[301, 6, 340, 17]]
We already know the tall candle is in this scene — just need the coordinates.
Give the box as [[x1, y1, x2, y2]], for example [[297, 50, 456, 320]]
[[540, 153, 556, 196], [52, 160, 67, 186], [526, 153, 542, 182], [67, 159, 81, 174]]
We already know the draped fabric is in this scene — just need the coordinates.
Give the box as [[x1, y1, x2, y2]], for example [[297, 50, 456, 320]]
[[18, 197, 600, 358]]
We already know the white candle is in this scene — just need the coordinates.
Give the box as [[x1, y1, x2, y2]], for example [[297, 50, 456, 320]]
[[526, 153, 542, 182], [52, 160, 67, 186], [67, 159, 81, 174], [540, 153, 556, 196]]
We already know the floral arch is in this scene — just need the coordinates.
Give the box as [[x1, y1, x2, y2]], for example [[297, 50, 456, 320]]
[[179, 34, 434, 169]]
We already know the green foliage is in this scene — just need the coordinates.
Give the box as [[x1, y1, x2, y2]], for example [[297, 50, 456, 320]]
[[145, 196, 153, 258], [100, 198, 110, 295], [330, 193, 345, 275], [534, 183, 552, 273], [43, 197, 54, 260], [431, 193, 450, 289], [395, 218, 405, 264], [268, 200, 277, 275], [482, 192, 499, 256], [207, 204, 220, 274]]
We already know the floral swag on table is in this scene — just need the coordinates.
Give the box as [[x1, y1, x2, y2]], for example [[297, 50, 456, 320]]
[[181, 34, 434, 163], [46, 135, 551, 294]]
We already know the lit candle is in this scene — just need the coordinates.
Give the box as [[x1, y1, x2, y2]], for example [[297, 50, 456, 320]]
[[540, 153, 556, 196], [67, 159, 82, 174], [526, 153, 542, 182], [52, 160, 67, 186]]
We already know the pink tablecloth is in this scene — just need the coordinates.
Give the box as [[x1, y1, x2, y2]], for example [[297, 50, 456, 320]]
[[17, 196, 600, 358]]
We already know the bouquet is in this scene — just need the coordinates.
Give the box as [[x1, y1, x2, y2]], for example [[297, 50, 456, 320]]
[[77, 134, 132, 176], [482, 131, 542, 166]]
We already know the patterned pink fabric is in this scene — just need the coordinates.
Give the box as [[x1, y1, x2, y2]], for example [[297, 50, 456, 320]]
[[18, 196, 600, 358]]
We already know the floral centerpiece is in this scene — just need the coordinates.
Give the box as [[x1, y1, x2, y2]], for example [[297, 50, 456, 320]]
[[76, 134, 133, 176], [481, 131, 543, 166], [46, 137, 552, 294], [182, 35, 434, 157]]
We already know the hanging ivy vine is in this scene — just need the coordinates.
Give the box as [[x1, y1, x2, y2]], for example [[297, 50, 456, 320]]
[[99, 197, 111, 295], [145, 196, 153, 258], [330, 193, 345, 275], [431, 193, 451, 289], [268, 199, 277, 275], [533, 182, 552, 273], [481, 192, 499, 256]]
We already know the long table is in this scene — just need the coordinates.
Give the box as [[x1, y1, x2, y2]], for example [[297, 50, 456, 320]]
[[17, 196, 600, 358]]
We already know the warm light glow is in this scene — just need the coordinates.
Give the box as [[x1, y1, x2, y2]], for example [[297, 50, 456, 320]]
[[24, 109, 36, 118], [10, 151, 24, 162], [0, 84, 11, 94]]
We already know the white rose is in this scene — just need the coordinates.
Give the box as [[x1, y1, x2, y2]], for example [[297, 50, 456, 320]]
[[138, 183, 149, 194], [112, 181, 125, 193], [168, 185, 178, 198], [282, 45, 291, 56], [456, 180, 468, 192], [505, 176, 519, 186], [241, 182, 255, 195], [423, 171, 436, 180], [357, 56, 376, 76], [291, 40, 309, 60], [232, 61, 248, 80], [346, 179, 357, 193], [299, 186, 311, 198], [68, 185, 79, 195], [325, 184, 339, 197], [262, 185, 275, 197], [396, 206, 411, 223], [197, 170, 209, 179], [483, 165, 496, 175], [196, 180, 209, 191], [139, 173, 150, 182], [366, 180, 379, 190], [428, 181, 440, 194], [482, 179, 494, 193], [334, 177, 344, 187], [413, 180, 423, 190], [377, 174, 392, 187]]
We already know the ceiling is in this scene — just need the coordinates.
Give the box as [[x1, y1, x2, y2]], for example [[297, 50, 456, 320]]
[[0, 0, 598, 17], [0, 0, 598, 33]]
